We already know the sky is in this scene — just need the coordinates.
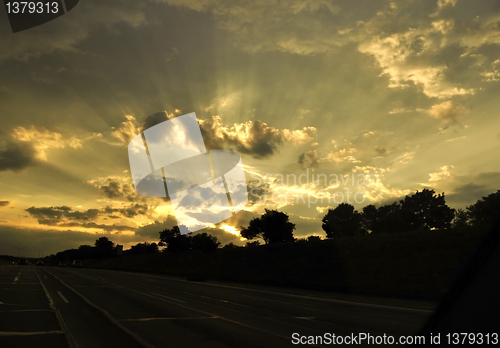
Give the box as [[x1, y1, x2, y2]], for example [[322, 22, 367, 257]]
[[1, 0, 499, 257]]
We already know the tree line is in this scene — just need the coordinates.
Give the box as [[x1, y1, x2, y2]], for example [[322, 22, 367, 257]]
[[44, 188, 500, 260]]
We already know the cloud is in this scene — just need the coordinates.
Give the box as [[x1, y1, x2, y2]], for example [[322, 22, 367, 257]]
[[446, 182, 493, 207], [374, 146, 387, 156], [358, 31, 474, 99], [282, 128, 317, 144], [109, 115, 141, 146], [97, 179, 144, 202], [437, 0, 457, 9], [199, 116, 316, 159], [141, 111, 175, 131], [160, 0, 343, 55], [427, 101, 468, 124], [481, 59, 500, 82], [135, 216, 178, 238], [59, 222, 134, 232], [392, 152, 415, 166], [326, 146, 359, 164], [298, 150, 320, 169], [0, 201, 10, 207], [104, 112, 175, 147], [419, 167, 500, 208], [26, 206, 99, 225], [0, 140, 38, 172], [160, 0, 500, 99], [12, 126, 85, 160], [427, 165, 454, 182], [103, 204, 149, 218], [25, 204, 145, 231], [389, 108, 414, 114]]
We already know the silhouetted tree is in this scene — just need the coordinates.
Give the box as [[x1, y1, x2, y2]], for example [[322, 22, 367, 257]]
[[245, 241, 261, 247], [307, 235, 322, 242], [223, 242, 239, 249], [399, 189, 455, 230], [77, 245, 94, 259], [94, 237, 115, 258], [370, 202, 407, 234], [159, 226, 192, 252], [361, 204, 378, 234], [452, 209, 470, 228], [466, 190, 500, 226], [191, 233, 220, 252], [322, 203, 362, 238], [240, 209, 295, 245], [128, 242, 159, 255], [56, 248, 79, 262]]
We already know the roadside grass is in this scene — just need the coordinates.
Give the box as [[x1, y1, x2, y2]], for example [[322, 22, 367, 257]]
[[0, 258, 13, 266], [88, 226, 489, 301]]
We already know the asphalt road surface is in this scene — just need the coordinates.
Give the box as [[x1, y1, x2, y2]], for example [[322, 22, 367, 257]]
[[0, 265, 436, 347]]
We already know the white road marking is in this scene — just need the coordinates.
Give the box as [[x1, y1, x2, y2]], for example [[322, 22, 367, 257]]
[[57, 291, 70, 304], [149, 292, 186, 303], [44, 269, 155, 348], [0, 331, 64, 336], [118, 316, 217, 322], [34, 269, 78, 348], [295, 316, 316, 320], [118, 270, 435, 312], [0, 309, 54, 313]]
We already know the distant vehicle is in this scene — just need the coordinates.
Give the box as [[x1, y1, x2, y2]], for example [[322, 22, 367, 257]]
[[72, 260, 82, 268], [18, 258, 28, 265], [58, 261, 67, 267], [36, 260, 44, 266]]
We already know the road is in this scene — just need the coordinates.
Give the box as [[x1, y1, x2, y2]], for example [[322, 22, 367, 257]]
[[0, 265, 435, 347]]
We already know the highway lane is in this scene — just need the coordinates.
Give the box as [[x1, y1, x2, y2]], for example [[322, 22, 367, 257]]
[[1, 265, 436, 347], [0, 265, 68, 347]]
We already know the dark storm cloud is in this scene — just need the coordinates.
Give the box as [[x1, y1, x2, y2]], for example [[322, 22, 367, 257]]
[[427, 171, 500, 208], [25, 204, 146, 231], [138, 112, 315, 159], [0, 201, 10, 207], [447, 181, 500, 207], [26, 206, 99, 225], [199, 117, 285, 159], [98, 180, 147, 202], [101, 181, 126, 199], [135, 216, 178, 238], [141, 111, 170, 131], [103, 204, 148, 218], [0, 141, 37, 172], [247, 183, 268, 204]]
